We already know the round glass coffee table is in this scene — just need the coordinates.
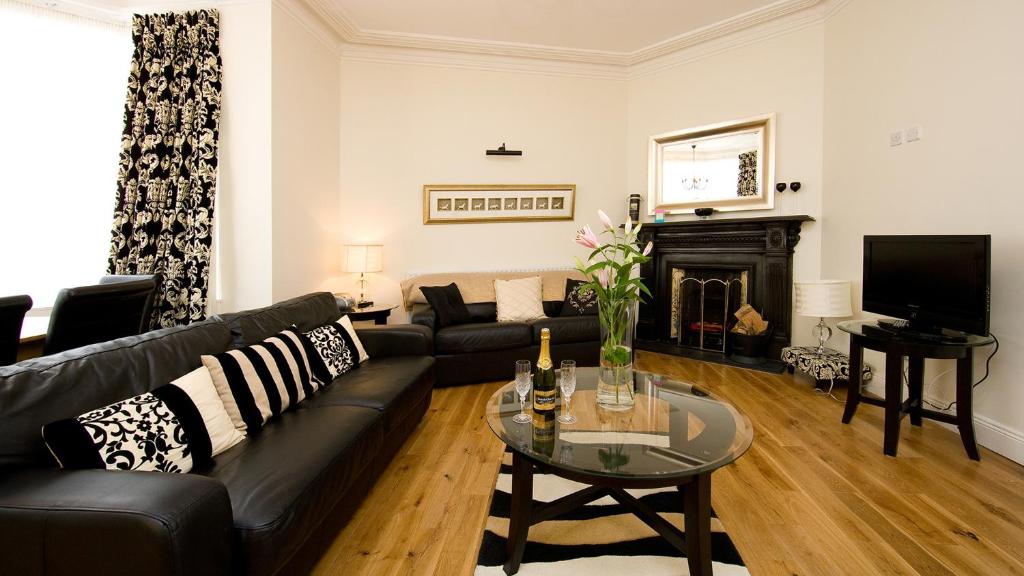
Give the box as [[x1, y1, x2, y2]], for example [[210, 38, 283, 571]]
[[485, 367, 753, 575]]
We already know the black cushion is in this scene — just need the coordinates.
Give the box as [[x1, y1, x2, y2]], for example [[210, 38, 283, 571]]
[[196, 405, 383, 576], [530, 315, 600, 345], [303, 355, 434, 434], [559, 279, 598, 316], [436, 322, 533, 354], [420, 283, 471, 328]]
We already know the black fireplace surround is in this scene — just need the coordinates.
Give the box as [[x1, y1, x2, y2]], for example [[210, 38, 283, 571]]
[[636, 215, 812, 360]]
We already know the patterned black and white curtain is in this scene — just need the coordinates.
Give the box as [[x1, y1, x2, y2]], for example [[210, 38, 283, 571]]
[[736, 150, 758, 197], [108, 10, 221, 329]]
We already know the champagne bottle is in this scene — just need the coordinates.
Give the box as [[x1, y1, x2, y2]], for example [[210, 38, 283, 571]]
[[533, 328, 557, 413]]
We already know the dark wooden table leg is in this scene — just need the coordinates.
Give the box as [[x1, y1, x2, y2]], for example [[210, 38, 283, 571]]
[[906, 356, 924, 426], [883, 352, 903, 457], [374, 312, 389, 325], [683, 473, 712, 576], [842, 338, 863, 423], [504, 452, 533, 575], [956, 351, 981, 461]]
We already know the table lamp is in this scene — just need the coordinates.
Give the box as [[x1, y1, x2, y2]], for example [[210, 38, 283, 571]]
[[795, 280, 852, 354], [344, 244, 383, 308]]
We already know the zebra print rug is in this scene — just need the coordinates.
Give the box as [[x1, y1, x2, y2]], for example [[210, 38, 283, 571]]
[[475, 452, 749, 575]]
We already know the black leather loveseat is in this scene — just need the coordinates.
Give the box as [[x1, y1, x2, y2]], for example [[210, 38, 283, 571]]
[[411, 300, 598, 386], [0, 292, 434, 576]]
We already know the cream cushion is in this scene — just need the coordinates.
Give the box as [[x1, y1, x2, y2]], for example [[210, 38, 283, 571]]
[[494, 276, 546, 322]]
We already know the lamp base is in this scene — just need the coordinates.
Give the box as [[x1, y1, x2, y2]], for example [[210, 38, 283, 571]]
[[357, 300, 374, 309], [812, 317, 833, 355]]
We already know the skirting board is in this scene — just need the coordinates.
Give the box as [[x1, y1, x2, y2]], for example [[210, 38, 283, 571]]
[[863, 379, 1024, 465]]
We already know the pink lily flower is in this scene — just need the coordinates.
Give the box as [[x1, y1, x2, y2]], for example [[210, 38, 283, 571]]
[[575, 225, 599, 249], [598, 209, 614, 230], [596, 268, 611, 288], [642, 241, 653, 256]]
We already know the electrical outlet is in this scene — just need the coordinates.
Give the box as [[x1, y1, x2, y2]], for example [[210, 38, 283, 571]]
[[889, 130, 904, 147], [905, 125, 921, 142]]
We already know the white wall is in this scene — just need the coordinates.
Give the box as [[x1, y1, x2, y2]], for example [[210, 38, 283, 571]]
[[337, 61, 627, 320], [216, 1, 273, 313], [271, 0, 342, 302], [626, 24, 826, 346], [214, 0, 342, 313], [823, 0, 1024, 461]]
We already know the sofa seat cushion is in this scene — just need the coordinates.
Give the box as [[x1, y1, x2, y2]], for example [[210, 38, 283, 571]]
[[530, 315, 599, 345], [436, 322, 532, 354], [302, 356, 435, 434], [195, 405, 383, 576]]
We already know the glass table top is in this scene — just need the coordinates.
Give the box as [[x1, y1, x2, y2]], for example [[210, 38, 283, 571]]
[[485, 368, 753, 480], [837, 320, 995, 347]]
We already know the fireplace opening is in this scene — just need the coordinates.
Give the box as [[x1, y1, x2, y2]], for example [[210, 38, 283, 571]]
[[670, 268, 748, 353]]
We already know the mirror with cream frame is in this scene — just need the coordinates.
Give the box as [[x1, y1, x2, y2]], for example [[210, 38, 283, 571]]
[[648, 114, 775, 214]]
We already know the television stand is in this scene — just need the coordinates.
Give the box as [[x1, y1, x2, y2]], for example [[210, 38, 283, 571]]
[[837, 320, 995, 460]]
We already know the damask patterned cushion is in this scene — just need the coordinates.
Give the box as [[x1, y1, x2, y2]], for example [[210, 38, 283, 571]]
[[339, 315, 369, 363], [494, 276, 546, 323], [41, 367, 244, 472], [302, 317, 364, 384], [781, 346, 874, 382], [559, 278, 598, 316], [202, 328, 317, 433]]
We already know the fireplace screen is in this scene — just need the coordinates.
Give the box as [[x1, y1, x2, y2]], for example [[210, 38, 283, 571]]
[[671, 268, 748, 353]]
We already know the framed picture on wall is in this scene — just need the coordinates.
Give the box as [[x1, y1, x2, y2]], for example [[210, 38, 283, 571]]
[[423, 184, 576, 224]]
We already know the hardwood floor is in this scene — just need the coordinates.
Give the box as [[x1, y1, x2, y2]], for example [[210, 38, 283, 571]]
[[311, 351, 1024, 575]]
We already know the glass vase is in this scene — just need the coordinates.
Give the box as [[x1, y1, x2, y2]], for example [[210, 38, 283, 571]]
[[597, 298, 635, 411]]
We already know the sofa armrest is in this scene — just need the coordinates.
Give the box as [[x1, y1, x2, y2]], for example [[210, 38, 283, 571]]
[[409, 303, 436, 333], [356, 324, 434, 358], [0, 468, 233, 576]]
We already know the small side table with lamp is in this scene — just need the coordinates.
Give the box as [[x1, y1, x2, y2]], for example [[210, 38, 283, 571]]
[[782, 280, 873, 395]]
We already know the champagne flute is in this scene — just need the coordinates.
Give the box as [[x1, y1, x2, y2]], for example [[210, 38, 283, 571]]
[[513, 360, 532, 424], [558, 360, 577, 424]]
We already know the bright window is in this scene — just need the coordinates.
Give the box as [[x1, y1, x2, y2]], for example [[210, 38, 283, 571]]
[[0, 4, 132, 308]]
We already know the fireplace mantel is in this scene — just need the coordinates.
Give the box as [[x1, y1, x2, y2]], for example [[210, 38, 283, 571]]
[[636, 215, 813, 359]]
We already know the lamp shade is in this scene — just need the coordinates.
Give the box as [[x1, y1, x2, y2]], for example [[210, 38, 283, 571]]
[[795, 280, 852, 318], [344, 244, 383, 273]]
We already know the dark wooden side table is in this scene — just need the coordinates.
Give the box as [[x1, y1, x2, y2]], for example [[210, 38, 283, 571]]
[[338, 303, 396, 325], [838, 320, 995, 460]]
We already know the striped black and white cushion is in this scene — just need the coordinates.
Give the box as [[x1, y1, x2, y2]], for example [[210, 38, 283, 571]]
[[202, 328, 316, 433]]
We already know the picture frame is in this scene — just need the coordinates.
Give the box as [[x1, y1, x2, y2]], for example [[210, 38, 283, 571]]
[[423, 184, 576, 224]]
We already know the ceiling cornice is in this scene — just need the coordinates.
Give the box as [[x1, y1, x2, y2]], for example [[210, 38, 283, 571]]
[[305, 0, 827, 67]]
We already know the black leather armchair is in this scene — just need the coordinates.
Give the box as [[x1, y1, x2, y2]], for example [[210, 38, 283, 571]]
[[44, 278, 157, 355], [100, 273, 163, 332], [0, 294, 32, 365]]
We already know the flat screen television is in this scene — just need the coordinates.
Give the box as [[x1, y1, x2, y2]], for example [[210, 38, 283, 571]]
[[863, 235, 991, 336]]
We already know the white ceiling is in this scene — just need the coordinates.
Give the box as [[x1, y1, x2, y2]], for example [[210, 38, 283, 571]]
[[59, 0, 826, 65], [331, 0, 779, 53]]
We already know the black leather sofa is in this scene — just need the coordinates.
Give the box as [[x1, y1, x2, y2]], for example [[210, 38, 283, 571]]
[[411, 300, 598, 386], [0, 292, 434, 576]]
